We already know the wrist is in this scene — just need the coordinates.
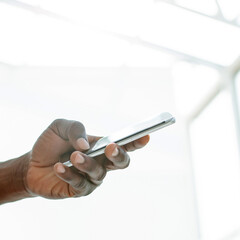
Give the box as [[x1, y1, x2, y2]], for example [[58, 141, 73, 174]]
[[0, 152, 34, 204]]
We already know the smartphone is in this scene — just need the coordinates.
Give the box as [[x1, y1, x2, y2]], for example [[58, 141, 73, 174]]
[[63, 112, 175, 167]]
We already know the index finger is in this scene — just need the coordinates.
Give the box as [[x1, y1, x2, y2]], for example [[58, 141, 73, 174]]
[[122, 135, 150, 152]]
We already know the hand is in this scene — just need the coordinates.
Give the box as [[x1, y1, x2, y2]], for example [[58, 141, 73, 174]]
[[25, 119, 150, 199]]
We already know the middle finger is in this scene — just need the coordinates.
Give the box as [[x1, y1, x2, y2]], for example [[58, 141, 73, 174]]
[[104, 143, 130, 170], [70, 151, 106, 184]]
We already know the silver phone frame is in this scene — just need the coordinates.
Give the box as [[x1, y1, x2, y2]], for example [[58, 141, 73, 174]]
[[63, 112, 175, 167]]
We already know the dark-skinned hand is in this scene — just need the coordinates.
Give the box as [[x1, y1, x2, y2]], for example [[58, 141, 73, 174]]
[[25, 119, 150, 199]]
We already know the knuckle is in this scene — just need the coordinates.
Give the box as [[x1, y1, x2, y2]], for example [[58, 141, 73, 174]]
[[125, 144, 134, 152], [84, 160, 95, 172], [118, 156, 130, 169], [49, 119, 69, 138], [74, 178, 87, 190], [69, 121, 86, 140], [86, 163, 106, 181], [70, 121, 85, 131], [51, 118, 65, 127], [117, 150, 129, 163], [96, 167, 107, 181], [123, 144, 130, 152]]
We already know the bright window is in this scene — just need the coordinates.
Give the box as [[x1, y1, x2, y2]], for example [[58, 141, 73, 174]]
[[190, 90, 240, 240]]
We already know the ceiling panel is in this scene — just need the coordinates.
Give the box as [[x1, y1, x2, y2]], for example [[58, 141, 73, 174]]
[[0, 0, 240, 66]]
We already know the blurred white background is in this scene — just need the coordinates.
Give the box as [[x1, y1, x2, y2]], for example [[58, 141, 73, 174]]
[[0, 1, 240, 240]]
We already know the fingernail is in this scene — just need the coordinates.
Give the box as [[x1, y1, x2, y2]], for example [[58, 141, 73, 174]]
[[75, 153, 85, 164], [57, 164, 65, 173], [112, 147, 119, 157], [77, 138, 90, 150]]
